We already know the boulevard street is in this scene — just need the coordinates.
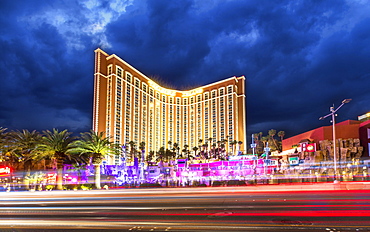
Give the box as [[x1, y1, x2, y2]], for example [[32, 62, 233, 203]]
[[0, 184, 370, 231]]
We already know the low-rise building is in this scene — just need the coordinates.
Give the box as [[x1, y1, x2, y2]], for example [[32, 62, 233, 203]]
[[280, 117, 370, 180]]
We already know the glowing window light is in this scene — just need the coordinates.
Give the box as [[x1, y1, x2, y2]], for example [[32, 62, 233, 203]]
[[148, 80, 203, 97], [182, 88, 203, 97], [148, 80, 177, 96]]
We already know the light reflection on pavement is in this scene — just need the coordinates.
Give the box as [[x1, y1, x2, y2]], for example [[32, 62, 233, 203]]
[[0, 185, 370, 231]]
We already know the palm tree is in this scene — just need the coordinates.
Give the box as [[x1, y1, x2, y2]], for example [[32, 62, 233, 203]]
[[237, 141, 243, 154], [180, 149, 187, 159], [277, 131, 285, 152], [139, 141, 146, 162], [198, 139, 203, 154], [147, 150, 155, 163], [37, 129, 75, 190], [157, 146, 166, 162], [0, 127, 13, 165], [208, 137, 213, 145], [192, 146, 198, 158], [9, 130, 42, 175], [0, 128, 18, 169], [128, 141, 136, 161], [258, 132, 263, 140], [220, 143, 226, 159], [166, 148, 175, 162], [0, 127, 8, 152], [71, 130, 117, 189], [230, 140, 237, 155], [202, 143, 209, 159], [278, 131, 285, 140], [221, 139, 227, 155], [172, 143, 179, 158], [176, 146, 180, 159], [229, 140, 234, 155], [183, 144, 189, 155], [211, 143, 216, 158], [268, 129, 279, 151], [167, 141, 172, 150], [216, 141, 221, 157], [261, 136, 268, 155]]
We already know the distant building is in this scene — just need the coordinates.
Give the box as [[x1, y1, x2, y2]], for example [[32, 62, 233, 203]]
[[282, 120, 361, 152], [282, 119, 370, 158], [93, 49, 247, 164]]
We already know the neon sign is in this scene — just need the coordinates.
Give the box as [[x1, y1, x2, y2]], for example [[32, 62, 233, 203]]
[[0, 166, 11, 176]]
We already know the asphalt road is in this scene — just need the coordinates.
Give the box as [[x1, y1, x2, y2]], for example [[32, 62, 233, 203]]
[[0, 187, 370, 231]]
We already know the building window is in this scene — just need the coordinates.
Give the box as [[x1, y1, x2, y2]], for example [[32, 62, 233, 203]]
[[106, 76, 112, 138], [227, 85, 233, 94], [125, 79, 131, 144], [117, 67, 123, 77], [134, 78, 140, 88], [115, 77, 122, 144], [219, 87, 225, 96], [204, 92, 209, 100], [211, 90, 216, 99], [142, 83, 147, 93], [108, 65, 112, 75], [162, 102, 166, 147], [126, 72, 132, 83]]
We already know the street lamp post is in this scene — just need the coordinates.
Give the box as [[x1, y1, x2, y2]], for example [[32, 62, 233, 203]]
[[319, 99, 352, 181]]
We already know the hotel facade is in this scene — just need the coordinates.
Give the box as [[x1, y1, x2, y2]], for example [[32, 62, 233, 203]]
[[93, 49, 246, 164]]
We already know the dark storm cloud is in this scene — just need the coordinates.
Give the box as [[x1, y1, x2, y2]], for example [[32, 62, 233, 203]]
[[1, 0, 369, 140], [0, 0, 95, 133], [107, 0, 214, 89], [106, 0, 369, 138]]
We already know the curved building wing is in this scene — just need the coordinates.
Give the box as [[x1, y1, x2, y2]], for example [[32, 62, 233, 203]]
[[93, 48, 246, 164]]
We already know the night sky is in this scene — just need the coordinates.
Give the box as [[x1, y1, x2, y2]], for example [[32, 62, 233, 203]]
[[1, 0, 370, 141]]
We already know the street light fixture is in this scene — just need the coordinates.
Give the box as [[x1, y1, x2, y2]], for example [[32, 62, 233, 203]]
[[319, 99, 352, 182]]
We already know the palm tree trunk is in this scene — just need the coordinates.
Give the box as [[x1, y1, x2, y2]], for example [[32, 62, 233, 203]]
[[57, 167, 63, 190], [94, 164, 101, 189], [272, 138, 280, 152], [23, 160, 32, 190]]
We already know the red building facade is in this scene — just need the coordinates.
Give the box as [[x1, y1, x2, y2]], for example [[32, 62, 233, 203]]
[[282, 119, 370, 158]]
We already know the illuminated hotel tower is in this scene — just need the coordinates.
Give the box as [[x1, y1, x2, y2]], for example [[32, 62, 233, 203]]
[[93, 49, 246, 164]]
